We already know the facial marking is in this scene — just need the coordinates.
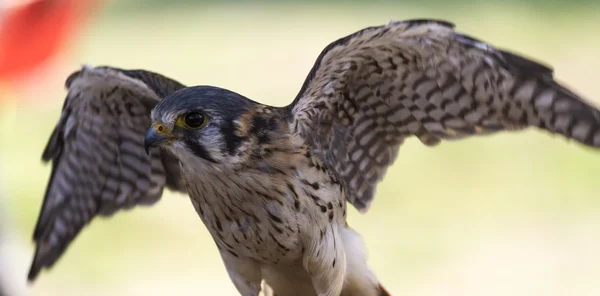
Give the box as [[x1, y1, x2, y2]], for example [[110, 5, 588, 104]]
[[184, 138, 217, 163], [150, 85, 286, 166]]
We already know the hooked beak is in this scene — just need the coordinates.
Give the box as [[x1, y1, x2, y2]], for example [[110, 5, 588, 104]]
[[144, 122, 173, 155]]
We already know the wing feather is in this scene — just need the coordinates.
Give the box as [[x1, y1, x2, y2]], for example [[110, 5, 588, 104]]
[[289, 19, 600, 211], [29, 66, 187, 281]]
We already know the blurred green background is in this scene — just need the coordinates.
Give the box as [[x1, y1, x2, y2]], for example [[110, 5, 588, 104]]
[[1, 0, 599, 295]]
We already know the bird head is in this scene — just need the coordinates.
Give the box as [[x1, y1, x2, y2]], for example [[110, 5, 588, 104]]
[[144, 86, 283, 166]]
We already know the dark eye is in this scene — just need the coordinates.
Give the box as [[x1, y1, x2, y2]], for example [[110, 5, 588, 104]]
[[183, 112, 207, 129]]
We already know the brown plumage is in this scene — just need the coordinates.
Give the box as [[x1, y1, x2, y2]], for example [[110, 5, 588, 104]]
[[29, 19, 599, 295], [28, 67, 188, 281], [289, 19, 600, 211]]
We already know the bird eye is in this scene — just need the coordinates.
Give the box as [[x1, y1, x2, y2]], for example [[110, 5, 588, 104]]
[[182, 112, 207, 129]]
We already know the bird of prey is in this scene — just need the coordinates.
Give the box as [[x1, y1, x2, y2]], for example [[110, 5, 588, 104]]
[[29, 19, 600, 296]]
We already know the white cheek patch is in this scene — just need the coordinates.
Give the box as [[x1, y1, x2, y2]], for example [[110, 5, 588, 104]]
[[165, 123, 231, 166], [170, 144, 216, 175], [200, 126, 227, 162], [172, 141, 186, 150], [165, 141, 189, 162]]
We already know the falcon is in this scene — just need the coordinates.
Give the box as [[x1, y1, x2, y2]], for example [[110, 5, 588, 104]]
[[29, 19, 600, 296]]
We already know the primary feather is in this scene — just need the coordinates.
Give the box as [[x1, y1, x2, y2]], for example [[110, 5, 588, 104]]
[[288, 19, 600, 211], [29, 67, 188, 281]]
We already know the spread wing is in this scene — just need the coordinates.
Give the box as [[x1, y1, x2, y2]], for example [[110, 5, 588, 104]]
[[29, 66, 188, 281], [288, 19, 600, 211]]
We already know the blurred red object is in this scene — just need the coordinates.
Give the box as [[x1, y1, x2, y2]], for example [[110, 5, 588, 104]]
[[0, 0, 102, 88]]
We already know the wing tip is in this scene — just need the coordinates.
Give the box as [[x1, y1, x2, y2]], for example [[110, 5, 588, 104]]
[[27, 234, 73, 283], [27, 265, 41, 283], [27, 247, 45, 283]]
